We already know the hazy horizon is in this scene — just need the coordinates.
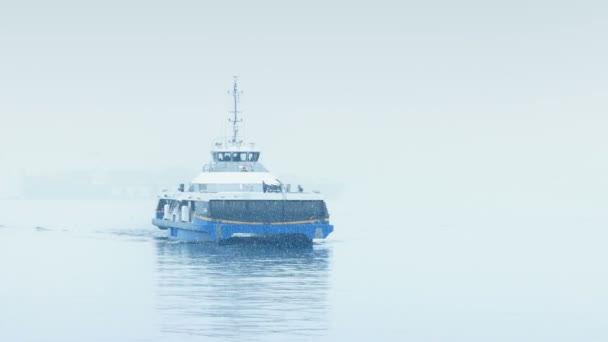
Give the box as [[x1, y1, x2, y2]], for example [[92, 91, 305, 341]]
[[2, 1, 606, 196]]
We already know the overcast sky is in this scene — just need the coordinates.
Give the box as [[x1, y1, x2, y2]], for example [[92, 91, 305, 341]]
[[1, 0, 607, 213]]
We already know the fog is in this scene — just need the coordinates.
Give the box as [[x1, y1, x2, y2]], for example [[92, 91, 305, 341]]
[[1, 0, 608, 340], [2, 1, 605, 191]]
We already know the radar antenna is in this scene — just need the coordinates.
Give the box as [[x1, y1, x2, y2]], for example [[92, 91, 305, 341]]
[[228, 76, 243, 144]]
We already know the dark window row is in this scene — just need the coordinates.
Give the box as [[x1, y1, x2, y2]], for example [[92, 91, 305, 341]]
[[215, 152, 260, 162], [208, 200, 328, 223]]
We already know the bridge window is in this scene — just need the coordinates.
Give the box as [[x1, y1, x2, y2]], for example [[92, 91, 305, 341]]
[[215, 152, 258, 162]]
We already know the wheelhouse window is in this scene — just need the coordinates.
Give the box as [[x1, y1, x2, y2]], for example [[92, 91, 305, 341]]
[[215, 151, 259, 162]]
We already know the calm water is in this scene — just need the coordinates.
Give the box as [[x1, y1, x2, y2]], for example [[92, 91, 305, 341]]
[[1, 199, 607, 341]]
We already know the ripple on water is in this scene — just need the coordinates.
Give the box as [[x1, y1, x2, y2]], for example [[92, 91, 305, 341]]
[[100, 228, 166, 242], [155, 239, 333, 341]]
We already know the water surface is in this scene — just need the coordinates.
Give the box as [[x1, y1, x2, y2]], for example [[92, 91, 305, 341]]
[[1, 199, 607, 341]]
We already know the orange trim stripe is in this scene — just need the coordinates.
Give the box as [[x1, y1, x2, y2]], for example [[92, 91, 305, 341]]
[[194, 215, 329, 225]]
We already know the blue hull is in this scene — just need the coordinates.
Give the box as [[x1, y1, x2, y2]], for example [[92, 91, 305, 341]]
[[152, 217, 333, 243]]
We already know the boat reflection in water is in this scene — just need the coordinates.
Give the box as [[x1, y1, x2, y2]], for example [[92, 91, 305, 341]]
[[155, 238, 332, 340]]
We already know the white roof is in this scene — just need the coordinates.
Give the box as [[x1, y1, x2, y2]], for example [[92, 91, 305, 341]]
[[191, 172, 280, 185], [159, 190, 325, 201], [211, 140, 257, 151]]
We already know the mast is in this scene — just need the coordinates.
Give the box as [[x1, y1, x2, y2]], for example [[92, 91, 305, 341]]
[[228, 76, 242, 144]]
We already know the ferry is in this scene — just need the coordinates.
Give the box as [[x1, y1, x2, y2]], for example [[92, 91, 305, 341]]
[[152, 78, 334, 244]]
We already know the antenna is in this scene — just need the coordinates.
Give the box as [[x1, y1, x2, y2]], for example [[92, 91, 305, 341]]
[[228, 76, 243, 144]]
